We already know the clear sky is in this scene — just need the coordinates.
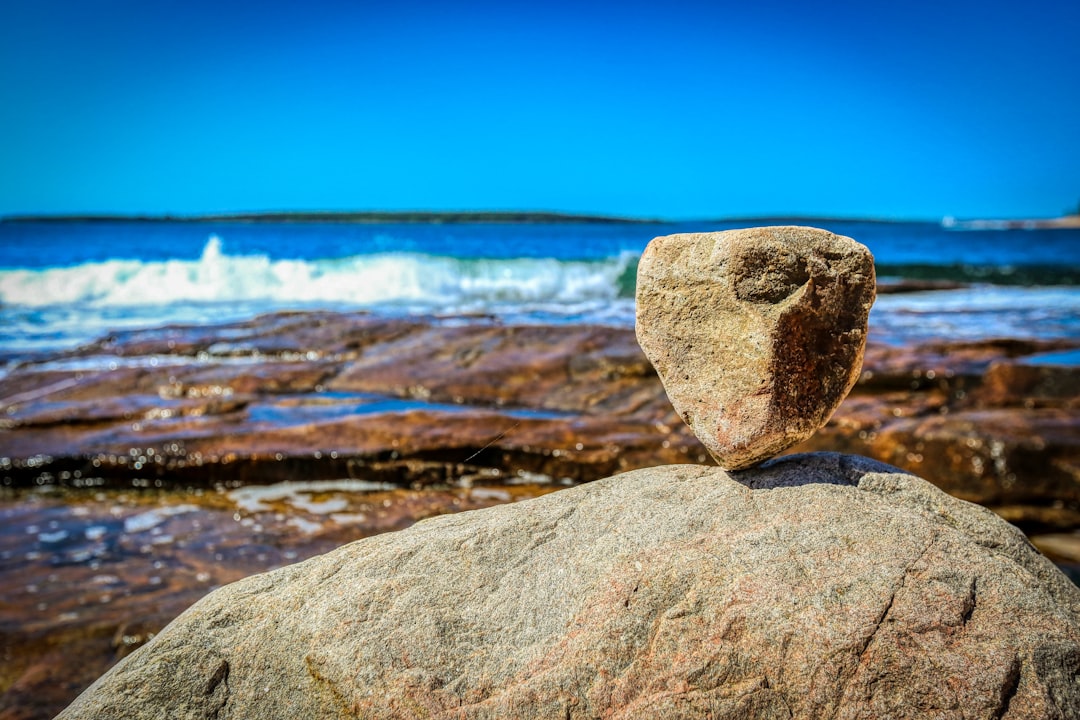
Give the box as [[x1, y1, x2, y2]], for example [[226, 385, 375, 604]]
[[2, 0, 1078, 220]]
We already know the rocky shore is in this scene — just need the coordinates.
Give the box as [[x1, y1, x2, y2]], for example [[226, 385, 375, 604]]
[[56, 456, 1080, 720], [2, 311, 1077, 528], [2, 309, 1079, 718]]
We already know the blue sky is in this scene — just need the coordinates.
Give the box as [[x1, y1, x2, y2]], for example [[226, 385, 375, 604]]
[[2, 0, 1078, 220]]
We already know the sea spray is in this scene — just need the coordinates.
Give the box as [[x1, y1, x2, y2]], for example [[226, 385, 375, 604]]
[[0, 236, 643, 354], [0, 236, 639, 309]]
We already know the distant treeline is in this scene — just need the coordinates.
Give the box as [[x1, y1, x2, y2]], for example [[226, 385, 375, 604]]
[[0, 210, 658, 224], [0, 210, 932, 225]]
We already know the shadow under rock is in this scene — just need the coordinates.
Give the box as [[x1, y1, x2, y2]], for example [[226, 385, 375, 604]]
[[731, 451, 905, 490]]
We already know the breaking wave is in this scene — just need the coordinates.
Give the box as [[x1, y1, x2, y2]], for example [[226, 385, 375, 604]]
[[2, 234, 1078, 356], [0, 236, 644, 355], [0, 236, 640, 311]]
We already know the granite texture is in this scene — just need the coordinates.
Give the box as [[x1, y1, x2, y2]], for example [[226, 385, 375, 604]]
[[636, 227, 875, 470], [58, 454, 1080, 720]]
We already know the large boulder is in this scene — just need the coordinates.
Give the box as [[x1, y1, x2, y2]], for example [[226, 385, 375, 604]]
[[636, 226, 876, 470], [59, 454, 1080, 720]]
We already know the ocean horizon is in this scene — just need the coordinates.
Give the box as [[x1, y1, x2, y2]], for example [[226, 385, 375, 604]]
[[1, 217, 1078, 365]]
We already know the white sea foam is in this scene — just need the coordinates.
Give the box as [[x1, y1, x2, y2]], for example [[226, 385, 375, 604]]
[[870, 286, 1080, 343], [287, 517, 324, 535], [228, 479, 397, 514], [469, 487, 513, 502], [0, 236, 639, 354], [329, 512, 369, 525], [0, 235, 635, 310], [122, 504, 200, 534]]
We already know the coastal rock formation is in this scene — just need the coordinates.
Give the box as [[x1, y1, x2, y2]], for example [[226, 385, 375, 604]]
[[4, 315, 1080, 719], [4, 315, 1074, 516], [799, 339, 1080, 531], [636, 226, 875, 470], [58, 454, 1080, 720]]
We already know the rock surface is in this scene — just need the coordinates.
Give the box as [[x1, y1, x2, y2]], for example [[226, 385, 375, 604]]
[[58, 454, 1080, 720], [0, 315, 700, 490], [4, 315, 1080, 720], [636, 226, 876, 470], [800, 339, 1080, 532], [3, 315, 1075, 524]]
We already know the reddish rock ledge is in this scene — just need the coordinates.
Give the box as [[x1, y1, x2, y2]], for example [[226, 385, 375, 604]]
[[1, 311, 1078, 719]]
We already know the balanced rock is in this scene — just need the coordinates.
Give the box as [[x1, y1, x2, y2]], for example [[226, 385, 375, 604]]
[[59, 454, 1080, 720], [636, 226, 876, 470]]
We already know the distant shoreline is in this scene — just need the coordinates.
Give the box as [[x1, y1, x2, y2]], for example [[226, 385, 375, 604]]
[[3, 210, 1079, 228], [942, 214, 1080, 230], [0, 210, 659, 225], [0, 210, 933, 225]]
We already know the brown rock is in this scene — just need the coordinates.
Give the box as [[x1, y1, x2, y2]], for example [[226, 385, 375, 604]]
[[796, 338, 1080, 531], [980, 360, 1080, 409], [56, 455, 1080, 720], [796, 406, 1080, 531], [1031, 533, 1080, 565], [857, 337, 1080, 394], [856, 408, 1080, 508], [327, 322, 663, 417], [0, 316, 701, 491], [636, 226, 875, 469]]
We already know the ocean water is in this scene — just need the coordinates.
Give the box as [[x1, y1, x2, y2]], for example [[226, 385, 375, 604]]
[[1, 219, 1078, 362]]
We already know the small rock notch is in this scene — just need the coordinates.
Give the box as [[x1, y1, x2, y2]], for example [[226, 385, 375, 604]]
[[636, 226, 876, 470]]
